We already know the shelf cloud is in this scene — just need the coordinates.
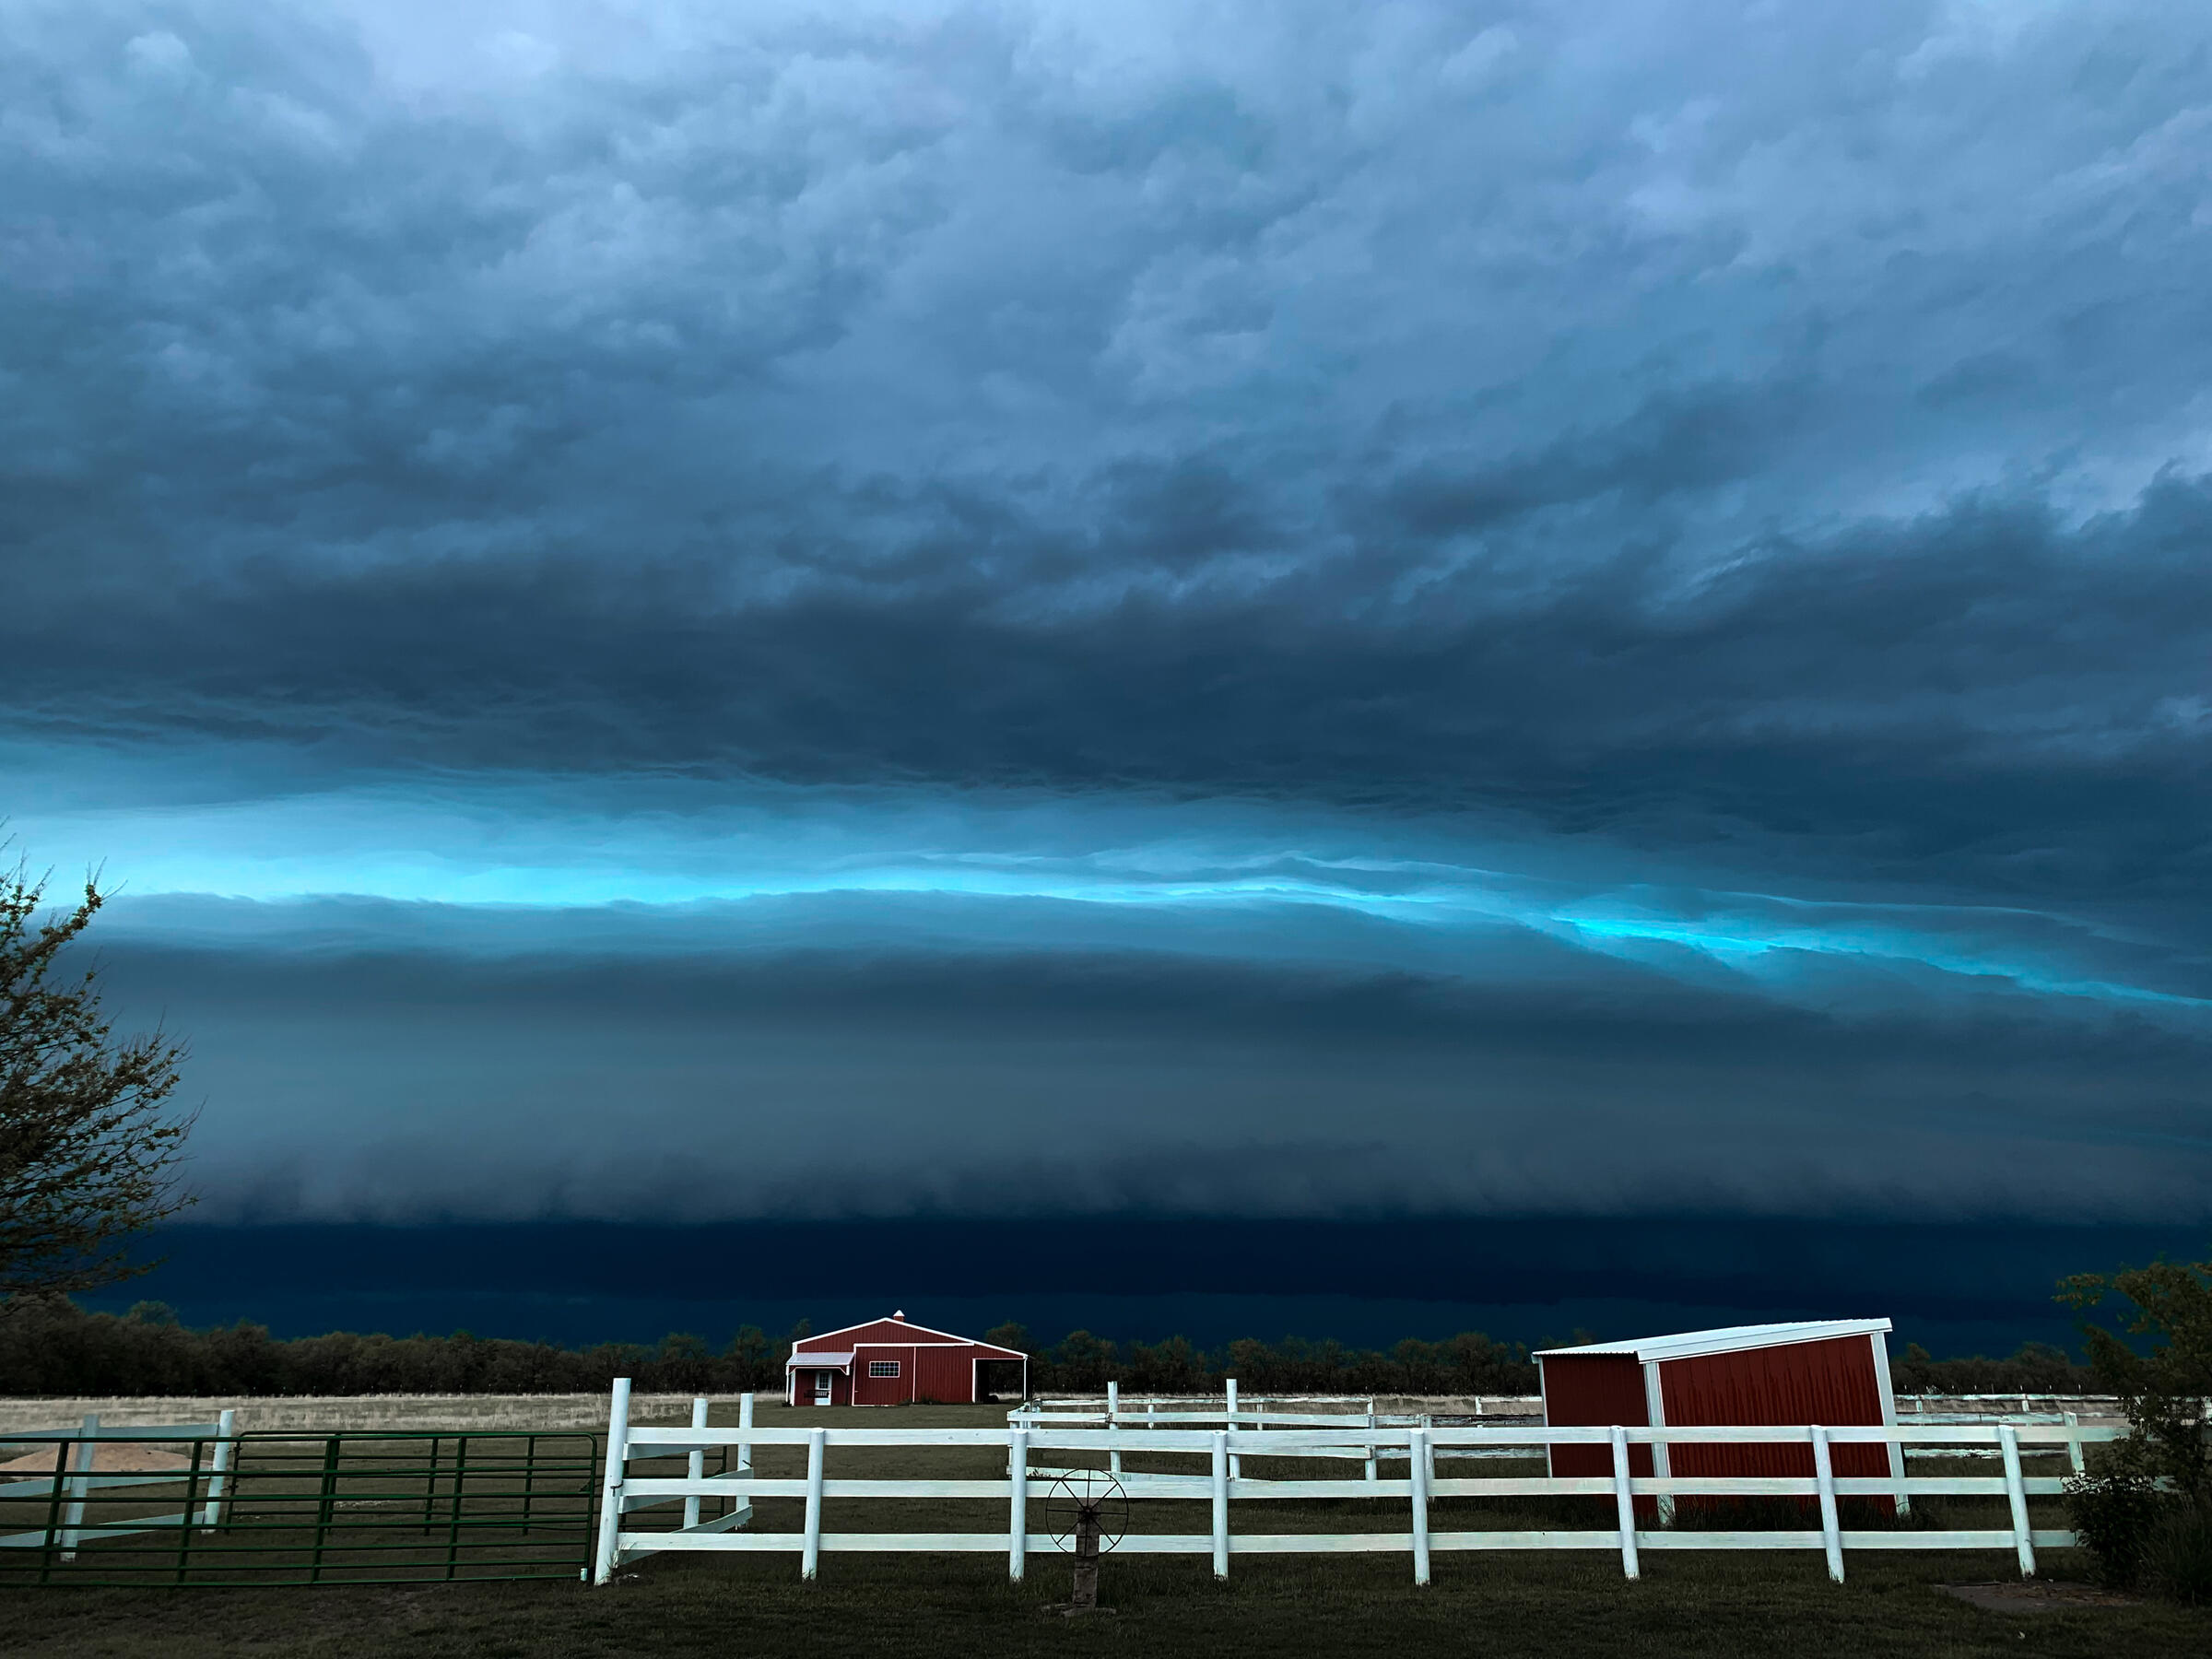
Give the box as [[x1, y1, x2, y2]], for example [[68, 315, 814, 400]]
[[6, 1, 2209, 1226]]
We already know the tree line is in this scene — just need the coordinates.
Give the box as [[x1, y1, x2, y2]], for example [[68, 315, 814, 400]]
[[0, 1297, 2102, 1399]]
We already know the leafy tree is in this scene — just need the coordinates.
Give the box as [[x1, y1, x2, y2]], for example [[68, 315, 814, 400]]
[[2059, 1251, 2212, 1594], [1051, 1329, 1115, 1391], [2, 865, 193, 1303], [2062, 1253, 2212, 1500], [724, 1324, 773, 1389]]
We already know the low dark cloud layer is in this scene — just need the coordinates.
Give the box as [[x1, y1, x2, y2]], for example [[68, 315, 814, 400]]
[[88, 903, 2212, 1223], [6, 3, 2209, 1226]]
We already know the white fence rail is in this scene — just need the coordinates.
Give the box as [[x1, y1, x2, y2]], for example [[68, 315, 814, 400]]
[[591, 1382, 2117, 1589], [1011, 1385, 2114, 1467], [1032, 1391, 2128, 1425], [0, 1412, 238, 1555]]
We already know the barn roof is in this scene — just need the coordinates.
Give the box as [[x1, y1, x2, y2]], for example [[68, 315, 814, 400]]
[[1535, 1318, 1891, 1362], [789, 1313, 1030, 1361], [783, 1351, 854, 1370]]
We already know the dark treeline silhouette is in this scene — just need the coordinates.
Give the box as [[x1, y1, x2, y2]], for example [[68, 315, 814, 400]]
[[980, 1324, 1536, 1396], [1888, 1339, 2103, 1395], [0, 1300, 2100, 1399], [0, 1301, 780, 1398]]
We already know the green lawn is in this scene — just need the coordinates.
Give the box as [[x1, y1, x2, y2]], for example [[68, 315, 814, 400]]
[[6, 1547, 2210, 1658]]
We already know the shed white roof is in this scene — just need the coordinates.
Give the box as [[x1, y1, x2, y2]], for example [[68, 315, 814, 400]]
[[1535, 1319, 1891, 1363], [784, 1351, 854, 1370]]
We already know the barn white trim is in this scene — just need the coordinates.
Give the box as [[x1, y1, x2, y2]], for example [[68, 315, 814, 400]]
[[1535, 1319, 1892, 1362]]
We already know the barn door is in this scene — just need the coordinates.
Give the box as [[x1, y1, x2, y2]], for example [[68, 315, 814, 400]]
[[813, 1371, 833, 1406]]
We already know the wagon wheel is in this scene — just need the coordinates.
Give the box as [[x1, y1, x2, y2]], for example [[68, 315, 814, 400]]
[[1043, 1467, 1128, 1555]]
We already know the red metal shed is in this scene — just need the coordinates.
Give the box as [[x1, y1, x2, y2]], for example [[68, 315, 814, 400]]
[[1536, 1319, 1903, 1520], [784, 1312, 1030, 1406]]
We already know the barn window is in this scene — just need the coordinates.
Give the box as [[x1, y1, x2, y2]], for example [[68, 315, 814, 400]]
[[869, 1360, 900, 1378]]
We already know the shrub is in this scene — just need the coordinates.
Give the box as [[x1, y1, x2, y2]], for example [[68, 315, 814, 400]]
[[2142, 1502, 2212, 1606], [2065, 1450, 2170, 1589], [2059, 1248, 2212, 1598]]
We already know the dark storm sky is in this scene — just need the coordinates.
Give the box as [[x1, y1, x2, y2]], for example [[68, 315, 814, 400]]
[[7, 1, 2211, 1230]]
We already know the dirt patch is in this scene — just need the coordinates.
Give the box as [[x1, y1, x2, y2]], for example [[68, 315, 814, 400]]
[[1938, 1580, 2141, 1615], [0, 1442, 191, 1476]]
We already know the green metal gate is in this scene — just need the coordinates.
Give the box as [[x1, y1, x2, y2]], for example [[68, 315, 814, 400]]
[[0, 1430, 599, 1587]]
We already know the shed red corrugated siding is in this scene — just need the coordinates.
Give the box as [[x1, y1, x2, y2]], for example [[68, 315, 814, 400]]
[[852, 1347, 917, 1406], [914, 1346, 976, 1404], [1538, 1353, 1652, 1497], [1657, 1335, 1893, 1516]]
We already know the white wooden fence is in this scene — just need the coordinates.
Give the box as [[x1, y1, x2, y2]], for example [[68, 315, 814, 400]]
[[0, 1412, 238, 1556], [1012, 1383, 2114, 1470], [591, 1381, 2116, 1588]]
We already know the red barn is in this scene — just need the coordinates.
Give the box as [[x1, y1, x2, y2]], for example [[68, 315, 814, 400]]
[[1536, 1319, 1903, 1519], [784, 1312, 1030, 1406]]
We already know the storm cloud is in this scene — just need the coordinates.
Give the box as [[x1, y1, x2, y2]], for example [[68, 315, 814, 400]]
[[6, 2, 2210, 1228]]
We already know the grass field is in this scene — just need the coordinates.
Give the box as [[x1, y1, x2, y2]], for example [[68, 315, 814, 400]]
[[5, 1401, 2207, 1656], [6, 1547, 2211, 1658]]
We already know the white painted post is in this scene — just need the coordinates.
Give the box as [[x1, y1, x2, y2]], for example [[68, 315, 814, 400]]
[[1107, 1381, 1122, 1477], [1365, 1408, 1379, 1485], [1998, 1425, 2036, 1579], [1610, 1426, 1641, 1582], [60, 1414, 97, 1559], [802, 1428, 827, 1582], [1868, 1334, 1911, 1518], [1811, 1426, 1844, 1584], [1008, 1428, 1029, 1581], [591, 1379, 632, 1586], [1211, 1430, 1230, 1579], [2063, 1411, 2086, 1476], [1409, 1427, 1431, 1585], [1227, 1379, 1241, 1480], [684, 1396, 708, 1531], [1421, 1414, 1436, 1490], [200, 1409, 235, 1530], [739, 1392, 755, 1477]]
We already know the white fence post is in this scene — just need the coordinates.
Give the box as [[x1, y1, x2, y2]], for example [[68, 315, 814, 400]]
[[1998, 1425, 2036, 1579], [1810, 1426, 1843, 1583], [1008, 1429, 1029, 1582], [59, 1414, 97, 1559], [592, 1379, 632, 1586], [683, 1396, 709, 1531], [1226, 1379, 1241, 1480], [1365, 1408, 1379, 1485], [740, 1392, 755, 1477], [2063, 1411, 2085, 1476], [802, 1428, 827, 1582], [1211, 1430, 1230, 1579], [1107, 1381, 1122, 1477], [199, 1409, 235, 1531], [1409, 1426, 1431, 1586], [1610, 1426, 1640, 1582]]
